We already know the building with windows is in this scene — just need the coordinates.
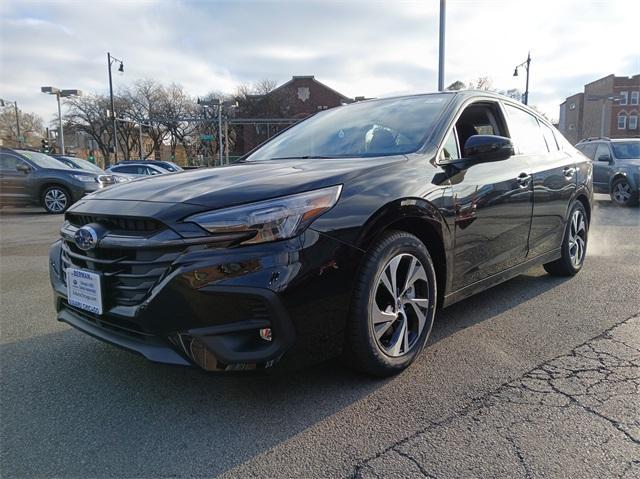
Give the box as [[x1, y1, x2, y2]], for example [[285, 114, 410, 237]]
[[558, 74, 639, 144]]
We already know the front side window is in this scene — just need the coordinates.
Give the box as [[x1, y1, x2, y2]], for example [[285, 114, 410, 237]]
[[504, 104, 548, 155], [629, 115, 638, 130], [619, 92, 628, 105], [245, 94, 452, 161], [631, 91, 639, 105], [618, 115, 627, 130]]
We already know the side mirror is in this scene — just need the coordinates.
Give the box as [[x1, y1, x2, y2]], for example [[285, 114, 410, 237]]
[[463, 135, 514, 163], [598, 154, 612, 163], [16, 163, 32, 174]]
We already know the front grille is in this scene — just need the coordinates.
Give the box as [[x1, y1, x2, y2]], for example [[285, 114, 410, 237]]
[[66, 213, 163, 234], [61, 239, 183, 308]]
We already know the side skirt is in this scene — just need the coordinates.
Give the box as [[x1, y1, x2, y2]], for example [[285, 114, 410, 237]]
[[442, 248, 561, 308]]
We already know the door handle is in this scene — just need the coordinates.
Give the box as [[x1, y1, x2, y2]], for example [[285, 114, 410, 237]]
[[517, 172, 532, 188], [563, 166, 576, 179]]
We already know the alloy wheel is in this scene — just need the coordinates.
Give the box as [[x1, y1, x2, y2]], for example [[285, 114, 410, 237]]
[[612, 180, 632, 205], [44, 188, 68, 213], [568, 209, 586, 266], [371, 253, 430, 357]]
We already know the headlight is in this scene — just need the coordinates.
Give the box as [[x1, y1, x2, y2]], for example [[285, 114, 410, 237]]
[[72, 174, 97, 182], [186, 185, 342, 245]]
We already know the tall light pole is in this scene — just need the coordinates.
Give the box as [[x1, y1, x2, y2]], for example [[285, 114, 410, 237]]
[[41, 87, 82, 155], [513, 52, 531, 105], [438, 0, 446, 91], [0, 99, 21, 147], [107, 52, 124, 166]]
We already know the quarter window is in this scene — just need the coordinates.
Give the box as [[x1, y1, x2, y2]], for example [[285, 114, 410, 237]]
[[504, 104, 548, 155], [631, 91, 639, 105], [629, 115, 638, 130], [619, 92, 628, 105], [440, 129, 459, 161], [539, 122, 559, 152], [618, 115, 627, 130]]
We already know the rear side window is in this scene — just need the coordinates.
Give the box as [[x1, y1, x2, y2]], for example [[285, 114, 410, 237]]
[[504, 104, 548, 155], [576, 143, 597, 159], [113, 165, 137, 174], [594, 143, 611, 161], [0, 153, 19, 171]]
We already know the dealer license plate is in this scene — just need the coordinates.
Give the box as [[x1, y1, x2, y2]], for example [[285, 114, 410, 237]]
[[66, 268, 103, 315]]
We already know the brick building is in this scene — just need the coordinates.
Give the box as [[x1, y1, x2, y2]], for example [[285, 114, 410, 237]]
[[236, 76, 353, 155], [559, 74, 640, 144]]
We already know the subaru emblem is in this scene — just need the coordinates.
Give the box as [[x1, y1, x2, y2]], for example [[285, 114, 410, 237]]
[[74, 226, 98, 251]]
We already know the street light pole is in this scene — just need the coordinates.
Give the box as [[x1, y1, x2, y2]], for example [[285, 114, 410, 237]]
[[41, 87, 82, 155], [56, 92, 64, 154], [107, 52, 124, 166], [218, 104, 223, 166], [438, 0, 446, 91], [513, 52, 531, 105]]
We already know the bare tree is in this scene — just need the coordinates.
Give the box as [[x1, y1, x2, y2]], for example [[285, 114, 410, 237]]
[[0, 108, 44, 144], [64, 94, 114, 164], [122, 80, 169, 160]]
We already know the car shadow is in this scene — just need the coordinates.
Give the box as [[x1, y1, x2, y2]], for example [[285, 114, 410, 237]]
[[0, 265, 571, 478]]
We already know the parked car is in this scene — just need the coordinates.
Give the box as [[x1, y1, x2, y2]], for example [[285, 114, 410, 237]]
[[112, 159, 183, 173], [105, 162, 169, 179], [575, 137, 639, 206], [52, 155, 129, 185], [0, 148, 115, 213], [49, 91, 592, 376]]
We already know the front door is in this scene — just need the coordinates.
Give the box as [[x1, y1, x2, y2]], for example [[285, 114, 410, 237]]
[[446, 101, 534, 291]]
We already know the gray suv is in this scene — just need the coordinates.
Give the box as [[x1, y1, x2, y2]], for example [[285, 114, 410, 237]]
[[0, 148, 111, 213], [575, 138, 639, 206]]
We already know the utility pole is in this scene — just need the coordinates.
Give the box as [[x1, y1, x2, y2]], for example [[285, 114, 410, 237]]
[[438, 0, 446, 91], [218, 104, 223, 166], [41, 87, 82, 155]]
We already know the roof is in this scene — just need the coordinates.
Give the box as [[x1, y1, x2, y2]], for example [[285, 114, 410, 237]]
[[267, 75, 352, 102]]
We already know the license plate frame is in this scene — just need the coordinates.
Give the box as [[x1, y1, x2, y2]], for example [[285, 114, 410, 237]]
[[66, 268, 103, 315]]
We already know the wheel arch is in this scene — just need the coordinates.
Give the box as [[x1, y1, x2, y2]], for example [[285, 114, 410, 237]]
[[39, 182, 70, 205], [356, 198, 451, 307]]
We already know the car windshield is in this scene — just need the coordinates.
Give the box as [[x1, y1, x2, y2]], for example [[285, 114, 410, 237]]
[[245, 94, 452, 161], [62, 157, 104, 173], [611, 142, 640, 159], [16, 150, 68, 169]]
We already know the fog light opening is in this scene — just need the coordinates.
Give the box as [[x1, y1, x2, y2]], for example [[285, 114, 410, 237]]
[[259, 328, 273, 342]]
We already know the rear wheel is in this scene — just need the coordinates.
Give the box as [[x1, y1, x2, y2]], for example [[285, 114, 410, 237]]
[[610, 177, 638, 207], [41, 186, 70, 214], [543, 201, 588, 276], [345, 231, 437, 376]]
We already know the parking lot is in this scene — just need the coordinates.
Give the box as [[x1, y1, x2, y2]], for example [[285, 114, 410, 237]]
[[1, 198, 638, 478]]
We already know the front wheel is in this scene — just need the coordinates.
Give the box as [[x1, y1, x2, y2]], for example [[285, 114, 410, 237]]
[[543, 201, 588, 276], [41, 186, 71, 214], [345, 231, 437, 376]]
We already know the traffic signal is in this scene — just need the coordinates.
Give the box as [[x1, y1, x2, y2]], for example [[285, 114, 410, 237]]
[[41, 138, 49, 153]]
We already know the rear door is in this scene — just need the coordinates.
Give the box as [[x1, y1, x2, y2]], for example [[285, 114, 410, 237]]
[[503, 103, 576, 258], [0, 153, 31, 205], [447, 100, 534, 291]]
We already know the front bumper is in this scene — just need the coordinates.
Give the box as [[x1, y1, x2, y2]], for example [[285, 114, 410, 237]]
[[49, 228, 362, 371]]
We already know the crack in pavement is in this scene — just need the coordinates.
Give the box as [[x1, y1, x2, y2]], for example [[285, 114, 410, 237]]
[[352, 312, 640, 478]]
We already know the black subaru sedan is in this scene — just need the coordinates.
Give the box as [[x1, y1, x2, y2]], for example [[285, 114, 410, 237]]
[[49, 91, 592, 376]]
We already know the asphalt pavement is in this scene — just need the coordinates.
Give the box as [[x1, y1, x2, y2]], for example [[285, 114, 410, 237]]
[[1, 197, 638, 478]]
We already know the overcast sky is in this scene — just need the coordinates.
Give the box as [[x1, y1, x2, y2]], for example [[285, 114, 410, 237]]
[[1, 0, 638, 123]]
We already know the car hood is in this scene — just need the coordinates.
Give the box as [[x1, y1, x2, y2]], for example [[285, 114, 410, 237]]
[[87, 157, 405, 208]]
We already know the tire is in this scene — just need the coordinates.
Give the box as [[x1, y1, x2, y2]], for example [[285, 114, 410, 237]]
[[345, 231, 437, 377], [543, 201, 588, 277], [41, 185, 71, 214], [610, 177, 638, 207]]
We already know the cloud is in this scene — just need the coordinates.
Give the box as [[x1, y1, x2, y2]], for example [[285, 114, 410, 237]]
[[0, 0, 638, 123]]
